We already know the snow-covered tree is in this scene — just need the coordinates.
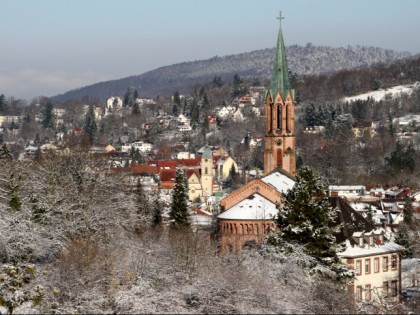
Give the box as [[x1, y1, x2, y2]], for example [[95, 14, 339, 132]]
[[151, 190, 163, 227], [83, 104, 97, 144], [169, 166, 190, 228], [274, 165, 339, 265]]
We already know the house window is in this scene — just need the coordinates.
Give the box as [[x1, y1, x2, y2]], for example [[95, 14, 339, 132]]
[[383, 256, 388, 272], [383, 281, 389, 297], [355, 260, 362, 275], [374, 258, 379, 273], [391, 255, 397, 270], [391, 280, 398, 297], [365, 259, 371, 274], [365, 284, 371, 301], [356, 286, 363, 301]]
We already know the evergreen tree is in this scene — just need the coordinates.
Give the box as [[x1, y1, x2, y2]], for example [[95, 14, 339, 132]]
[[8, 172, 22, 211], [231, 74, 247, 97], [34, 133, 41, 146], [136, 178, 149, 212], [172, 104, 178, 116], [83, 104, 97, 144], [169, 166, 190, 229], [395, 222, 414, 258], [212, 75, 223, 88], [274, 166, 339, 264], [133, 89, 139, 102], [0, 143, 13, 161], [42, 100, 54, 129], [123, 88, 131, 107], [395, 197, 416, 258], [132, 103, 141, 115], [402, 199, 414, 226], [385, 141, 416, 173], [173, 91, 181, 107], [151, 191, 163, 227], [0, 94, 6, 112]]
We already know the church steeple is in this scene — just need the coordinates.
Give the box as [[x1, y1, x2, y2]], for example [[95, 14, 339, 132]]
[[264, 12, 296, 177], [269, 11, 291, 100]]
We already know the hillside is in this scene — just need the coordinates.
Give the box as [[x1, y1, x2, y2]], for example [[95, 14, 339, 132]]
[[52, 45, 411, 102]]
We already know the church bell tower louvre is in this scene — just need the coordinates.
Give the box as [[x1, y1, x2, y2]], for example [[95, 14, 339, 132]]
[[263, 12, 296, 177]]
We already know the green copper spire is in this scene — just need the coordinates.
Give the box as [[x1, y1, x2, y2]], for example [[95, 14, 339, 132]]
[[202, 144, 212, 159], [269, 11, 292, 100]]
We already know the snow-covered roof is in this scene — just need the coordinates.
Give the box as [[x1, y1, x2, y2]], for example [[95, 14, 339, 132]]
[[261, 171, 295, 194], [217, 194, 277, 220], [329, 185, 365, 191], [338, 240, 403, 258], [349, 202, 378, 211]]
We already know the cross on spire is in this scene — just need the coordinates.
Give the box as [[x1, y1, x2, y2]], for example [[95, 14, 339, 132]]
[[277, 11, 284, 28]]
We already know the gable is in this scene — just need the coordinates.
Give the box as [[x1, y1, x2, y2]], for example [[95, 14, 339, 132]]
[[219, 178, 281, 211]]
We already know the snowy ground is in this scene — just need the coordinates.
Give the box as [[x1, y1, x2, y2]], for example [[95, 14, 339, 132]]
[[343, 82, 420, 103]]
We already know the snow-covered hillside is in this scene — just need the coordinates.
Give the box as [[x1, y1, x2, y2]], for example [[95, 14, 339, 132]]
[[343, 82, 420, 103]]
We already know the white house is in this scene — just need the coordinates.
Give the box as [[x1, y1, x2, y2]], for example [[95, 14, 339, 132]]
[[338, 229, 403, 304], [329, 185, 366, 197], [217, 106, 236, 119], [121, 141, 153, 154]]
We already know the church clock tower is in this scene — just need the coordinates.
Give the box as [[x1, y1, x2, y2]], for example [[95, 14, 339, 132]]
[[264, 12, 296, 177]]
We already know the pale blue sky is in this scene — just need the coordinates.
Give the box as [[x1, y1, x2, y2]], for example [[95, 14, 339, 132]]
[[1, 0, 419, 100]]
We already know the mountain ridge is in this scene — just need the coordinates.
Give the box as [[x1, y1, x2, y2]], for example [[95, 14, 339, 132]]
[[52, 45, 411, 102]]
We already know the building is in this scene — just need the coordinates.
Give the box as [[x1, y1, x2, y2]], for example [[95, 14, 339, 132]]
[[338, 230, 403, 304], [218, 18, 297, 252], [263, 18, 296, 177], [329, 185, 366, 197], [218, 169, 295, 252]]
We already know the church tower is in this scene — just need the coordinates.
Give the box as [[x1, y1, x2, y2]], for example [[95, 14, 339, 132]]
[[201, 144, 214, 198], [264, 13, 296, 177]]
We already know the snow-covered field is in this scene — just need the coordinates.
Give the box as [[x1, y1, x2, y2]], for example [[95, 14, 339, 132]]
[[343, 81, 420, 103]]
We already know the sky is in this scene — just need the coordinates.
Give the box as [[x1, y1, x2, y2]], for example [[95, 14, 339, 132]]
[[1, 0, 420, 101]]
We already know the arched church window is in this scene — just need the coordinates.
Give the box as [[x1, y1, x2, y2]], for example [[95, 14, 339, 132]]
[[276, 149, 283, 167], [277, 105, 281, 130]]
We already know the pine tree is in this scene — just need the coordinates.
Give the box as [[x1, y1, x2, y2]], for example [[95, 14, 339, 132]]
[[395, 199, 415, 258], [151, 191, 163, 227], [132, 103, 141, 115], [0, 143, 13, 161], [83, 104, 97, 144], [275, 165, 339, 264], [169, 166, 190, 229], [42, 100, 54, 129], [8, 172, 22, 211], [0, 94, 6, 112]]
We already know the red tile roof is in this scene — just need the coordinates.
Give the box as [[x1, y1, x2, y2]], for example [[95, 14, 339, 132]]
[[160, 169, 176, 182], [131, 165, 159, 175], [177, 158, 201, 167]]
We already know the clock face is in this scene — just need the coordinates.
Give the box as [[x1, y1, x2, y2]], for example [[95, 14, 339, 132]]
[[276, 139, 282, 145]]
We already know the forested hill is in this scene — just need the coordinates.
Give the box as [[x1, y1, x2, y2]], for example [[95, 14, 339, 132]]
[[52, 45, 411, 102]]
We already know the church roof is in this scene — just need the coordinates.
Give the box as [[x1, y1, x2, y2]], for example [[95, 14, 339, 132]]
[[268, 15, 292, 100], [261, 170, 295, 194], [217, 194, 277, 220]]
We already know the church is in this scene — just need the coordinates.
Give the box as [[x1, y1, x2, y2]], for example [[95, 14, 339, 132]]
[[218, 15, 297, 252]]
